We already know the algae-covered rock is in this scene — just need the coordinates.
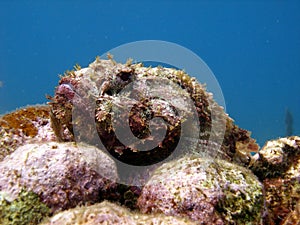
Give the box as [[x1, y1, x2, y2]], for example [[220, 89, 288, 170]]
[[48, 57, 258, 167], [0, 105, 56, 162], [0, 189, 50, 225], [40, 200, 197, 225], [137, 155, 264, 225], [250, 136, 300, 224], [0, 141, 118, 213], [250, 136, 300, 179]]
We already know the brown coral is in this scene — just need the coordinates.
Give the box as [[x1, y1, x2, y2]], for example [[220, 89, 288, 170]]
[[0, 105, 57, 161], [250, 136, 300, 224]]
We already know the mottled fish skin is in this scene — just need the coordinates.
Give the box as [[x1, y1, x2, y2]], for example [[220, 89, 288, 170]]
[[49, 57, 258, 167]]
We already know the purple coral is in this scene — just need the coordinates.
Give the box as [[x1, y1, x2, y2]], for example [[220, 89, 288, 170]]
[[137, 156, 264, 224], [0, 141, 118, 213]]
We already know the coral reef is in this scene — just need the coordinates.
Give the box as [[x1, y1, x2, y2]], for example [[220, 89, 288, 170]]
[[250, 136, 300, 225], [0, 105, 56, 161], [40, 200, 197, 225], [2, 57, 298, 224], [0, 141, 118, 214], [0, 189, 50, 225], [137, 155, 264, 225], [48, 58, 258, 167]]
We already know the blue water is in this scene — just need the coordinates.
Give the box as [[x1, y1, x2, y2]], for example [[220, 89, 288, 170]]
[[0, 1, 299, 147]]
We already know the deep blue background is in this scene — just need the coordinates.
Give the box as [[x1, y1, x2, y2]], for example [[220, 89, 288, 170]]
[[0, 0, 299, 146]]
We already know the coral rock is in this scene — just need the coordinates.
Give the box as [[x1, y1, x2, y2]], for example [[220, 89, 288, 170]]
[[250, 136, 300, 224], [250, 136, 300, 179], [0, 142, 118, 213], [40, 200, 197, 225], [137, 155, 264, 225], [0, 105, 57, 161]]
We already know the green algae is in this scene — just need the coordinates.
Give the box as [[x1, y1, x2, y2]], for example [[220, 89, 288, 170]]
[[213, 160, 263, 224], [0, 189, 50, 225], [138, 155, 264, 224]]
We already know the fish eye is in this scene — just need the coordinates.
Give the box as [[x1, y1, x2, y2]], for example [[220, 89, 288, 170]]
[[118, 72, 132, 81]]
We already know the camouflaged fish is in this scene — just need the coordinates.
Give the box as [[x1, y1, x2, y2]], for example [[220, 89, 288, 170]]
[[48, 56, 258, 167]]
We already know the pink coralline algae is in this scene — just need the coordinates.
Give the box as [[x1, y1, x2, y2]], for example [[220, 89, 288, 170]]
[[137, 155, 264, 225], [0, 141, 118, 214], [40, 200, 197, 225]]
